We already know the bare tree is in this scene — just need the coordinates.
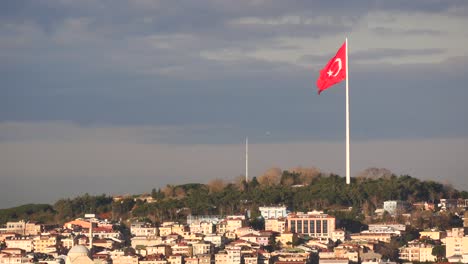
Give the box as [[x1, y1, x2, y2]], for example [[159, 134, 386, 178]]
[[356, 167, 393, 179], [289, 166, 320, 185], [207, 178, 226, 193], [258, 167, 282, 186]]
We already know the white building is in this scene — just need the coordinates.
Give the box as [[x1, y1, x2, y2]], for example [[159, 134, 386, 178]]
[[259, 206, 288, 219], [383, 201, 410, 215], [130, 222, 158, 237]]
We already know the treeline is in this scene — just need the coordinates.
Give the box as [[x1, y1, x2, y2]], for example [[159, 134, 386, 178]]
[[1, 171, 467, 226], [132, 172, 468, 224], [0, 204, 55, 225]]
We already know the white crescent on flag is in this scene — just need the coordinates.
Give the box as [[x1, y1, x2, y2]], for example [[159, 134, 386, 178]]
[[327, 58, 342, 77]]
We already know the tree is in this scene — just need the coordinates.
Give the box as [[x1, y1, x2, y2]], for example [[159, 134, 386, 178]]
[[258, 167, 281, 186], [432, 245, 446, 262]]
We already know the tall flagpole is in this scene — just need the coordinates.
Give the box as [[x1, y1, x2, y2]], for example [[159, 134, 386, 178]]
[[345, 38, 350, 185], [245, 137, 249, 182]]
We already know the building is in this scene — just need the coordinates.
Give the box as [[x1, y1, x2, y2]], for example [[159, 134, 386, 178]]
[[439, 199, 458, 211], [419, 230, 446, 240], [110, 251, 139, 264], [33, 235, 59, 253], [399, 242, 436, 262], [264, 218, 286, 233], [445, 228, 468, 260], [383, 201, 410, 215], [349, 233, 393, 243], [368, 224, 406, 233], [0, 249, 29, 264], [64, 220, 93, 230], [287, 211, 336, 240], [259, 206, 288, 219], [146, 245, 172, 256], [332, 229, 346, 242], [5, 237, 33, 252], [186, 215, 222, 225], [5, 221, 41, 236], [203, 234, 225, 248], [130, 222, 158, 237], [131, 236, 163, 248], [189, 222, 214, 235], [192, 241, 212, 256], [217, 218, 245, 234]]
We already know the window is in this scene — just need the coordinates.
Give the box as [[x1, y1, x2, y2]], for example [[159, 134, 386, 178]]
[[290, 220, 296, 233], [304, 220, 309, 234], [310, 220, 315, 233], [297, 220, 302, 233]]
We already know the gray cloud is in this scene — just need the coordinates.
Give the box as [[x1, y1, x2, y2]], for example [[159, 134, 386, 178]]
[[351, 48, 446, 61], [1, 0, 468, 208], [371, 27, 445, 36]]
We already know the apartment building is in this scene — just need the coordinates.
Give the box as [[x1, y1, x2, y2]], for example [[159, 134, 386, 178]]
[[287, 211, 336, 239]]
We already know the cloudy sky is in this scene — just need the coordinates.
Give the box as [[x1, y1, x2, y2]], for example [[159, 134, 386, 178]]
[[1, 0, 468, 208]]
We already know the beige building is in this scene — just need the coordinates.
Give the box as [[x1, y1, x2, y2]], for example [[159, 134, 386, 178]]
[[203, 234, 225, 248], [264, 218, 286, 233], [217, 218, 244, 234], [171, 244, 192, 257], [192, 241, 212, 256], [167, 255, 183, 264], [244, 254, 258, 264], [287, 211, 336, 240], [131, 236, 163, 248], [419, 230, 446, 240], [110, 251, 138, 264], [0, 249, 28, 264], [33, 235, 59, 253], [5, 237, 33, 252], [399, 242, 436, 262], [445, 228, 468, 259], [146, 245, 172, 256], [5, 221, 41, 236], [349, 233, 393, 243], [276, 232, 297, 247], [130, 222, 158, 237], [189, 222, 214, 235]]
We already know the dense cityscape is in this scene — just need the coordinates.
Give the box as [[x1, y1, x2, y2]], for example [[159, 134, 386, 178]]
[[1, 173, 468, 264]]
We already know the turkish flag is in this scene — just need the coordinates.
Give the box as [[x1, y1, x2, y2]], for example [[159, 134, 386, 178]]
[[316, 42, 347, 94]]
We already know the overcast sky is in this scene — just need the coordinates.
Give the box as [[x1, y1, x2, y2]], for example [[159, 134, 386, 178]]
[[1, 0, 468, 209]]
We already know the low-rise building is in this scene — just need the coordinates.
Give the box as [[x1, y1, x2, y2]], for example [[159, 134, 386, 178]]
[[264, 218, 286, 233], [399, 242, 436, 262], [33, 235, 59, 253], [5, 237, 33, 252], [130, 222, 158, 237], [259, 206, 288, 219]]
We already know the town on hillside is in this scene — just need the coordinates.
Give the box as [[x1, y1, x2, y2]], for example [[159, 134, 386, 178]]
[[1, 198, 468, 264]]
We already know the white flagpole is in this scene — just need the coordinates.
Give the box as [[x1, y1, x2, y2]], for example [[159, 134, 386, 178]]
[[345, 38, 350, 185], [245, 137, 249, 182]]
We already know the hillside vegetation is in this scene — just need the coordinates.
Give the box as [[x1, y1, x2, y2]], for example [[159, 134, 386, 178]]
[[1, 171, 467, 227]]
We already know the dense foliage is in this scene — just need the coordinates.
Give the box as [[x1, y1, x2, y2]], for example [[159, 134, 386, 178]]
[[0, 204, 55, 224], [1, 172, 467, 226]]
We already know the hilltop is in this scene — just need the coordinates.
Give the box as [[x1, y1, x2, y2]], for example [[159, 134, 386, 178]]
[[1, 170, 467, 229]]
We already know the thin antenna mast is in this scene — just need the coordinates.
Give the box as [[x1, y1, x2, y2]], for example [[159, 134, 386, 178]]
[[245, 137, 248, 182]]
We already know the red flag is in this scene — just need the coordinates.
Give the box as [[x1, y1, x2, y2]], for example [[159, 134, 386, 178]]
[[316, 42, 347, 94]]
